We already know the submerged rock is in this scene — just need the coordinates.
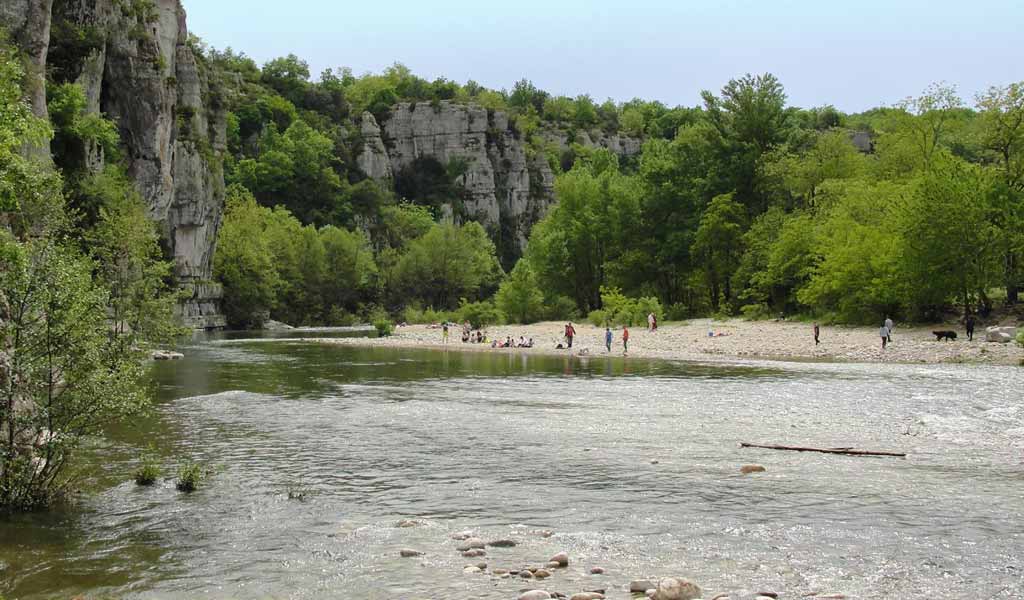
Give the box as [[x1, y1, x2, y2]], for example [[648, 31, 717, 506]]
[[451, 530, 474, 540], [740, 464, 766, 474], [651, 577, 701, 600], [518, 591, 552, 600], [549, 551, 569, 567], [456, 537, 486, 551], [488, 538, 517, 547], [589, 566, 605, 574], [534, 568, 552, 579], [569, 593, 605, 600], [398, 548, 423, 557], [462, 549, 486, 557]]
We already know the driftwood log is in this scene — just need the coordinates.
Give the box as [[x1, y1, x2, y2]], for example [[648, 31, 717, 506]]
[[740, 442, 906, 458]]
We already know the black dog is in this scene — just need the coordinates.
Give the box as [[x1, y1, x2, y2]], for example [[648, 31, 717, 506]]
[[932, 330, 958, 341]]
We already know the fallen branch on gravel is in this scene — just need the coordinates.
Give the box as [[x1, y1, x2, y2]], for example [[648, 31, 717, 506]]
[[740, 442, 906, 458]]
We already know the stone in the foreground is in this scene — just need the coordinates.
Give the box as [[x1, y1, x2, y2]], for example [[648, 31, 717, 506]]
[[590, 566, 605, 574], [456, 537, 486, 551], [519, 591, 552, 600], [740, 464, 766, 474], [630, 580, 657, 593], [570, 593, 605, 600], [651, 577, 701, 600], [488, 538, 518, 547], [549, 551, 569, 567], [399, 548, 423, 557]]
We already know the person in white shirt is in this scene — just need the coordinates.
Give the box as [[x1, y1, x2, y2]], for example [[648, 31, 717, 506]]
[[884, 316, 894, 342], [880, 323, 889, 349]]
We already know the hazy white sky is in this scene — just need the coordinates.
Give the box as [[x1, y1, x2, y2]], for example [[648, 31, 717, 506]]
[[181, 0, 1024, 113]]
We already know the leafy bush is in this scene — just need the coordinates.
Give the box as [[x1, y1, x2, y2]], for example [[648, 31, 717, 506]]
[[401, 304, 456, 324], [588, 309, 609, 327], [374, 318, 393, 337], [740, 303, 773, 320], [495, 260, 545, 323], [456, 298, 504, 329], [134, 453, 161, 486], [176, 462, 206, 492], [1017, 329, 1024, 348], [544, 295, 580, 321], [598, 286, 663, 326]]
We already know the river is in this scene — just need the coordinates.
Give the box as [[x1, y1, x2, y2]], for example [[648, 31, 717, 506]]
[[1, 329, 1023, 599]]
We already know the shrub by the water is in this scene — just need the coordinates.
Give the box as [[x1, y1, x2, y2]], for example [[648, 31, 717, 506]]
[[134, 454, 161, 486], [1017, 329, 1024, 348], [176, 462, 205, 492], [374, 318, 393, 337]]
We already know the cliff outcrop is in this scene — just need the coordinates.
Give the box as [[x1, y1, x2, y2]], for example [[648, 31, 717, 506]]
[[2, 0, 226, 328], [357, 101, 640, 259]]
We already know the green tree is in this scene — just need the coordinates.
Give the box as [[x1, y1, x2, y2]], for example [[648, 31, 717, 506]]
[[899, 157, 1000, 318], [393, 222, 503, 309], [213, 185, 281, 328], [494, 260, 544, 323], [320, 225, 378, 314], [692, 193, 746, 310], [976, 82, 1024, 303], [1, 238, 148, 510]]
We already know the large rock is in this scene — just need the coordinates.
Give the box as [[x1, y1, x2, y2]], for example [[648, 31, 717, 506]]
[[986, 326, 1018, 343], [518, 591, 552, 600], [652, 577, 702, 600]]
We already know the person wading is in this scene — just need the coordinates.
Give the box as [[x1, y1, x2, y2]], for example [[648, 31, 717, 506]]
[[605, 326, 613, 352]]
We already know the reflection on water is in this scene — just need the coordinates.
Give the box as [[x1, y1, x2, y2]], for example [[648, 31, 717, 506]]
[[2, 329, 1024, 599]]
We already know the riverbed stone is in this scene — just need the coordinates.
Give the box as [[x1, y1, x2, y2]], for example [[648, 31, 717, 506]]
[[549, 551, 569, 567], [456, 537, 486, 551], [590, 566, 605, 574], [518, 591, 552, 600], [570, 593, 605, 600], [462, 548, 486, 557], [740, 464, 766, 474], [630, 580, 657, 593], [395, 519, 423, 528], [520, 570, 535, 579], [651, 577, 701, 600], [475, 561, 487, 570], [535, 568, 552, 579], [488, 538, 518, 547], [451, 530, 474, 540], [463, 565, 482, 574], [399, 548, 423, 557]]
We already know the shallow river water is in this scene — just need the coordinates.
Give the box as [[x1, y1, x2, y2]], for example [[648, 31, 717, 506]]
[[2, 330, 1023, 599]]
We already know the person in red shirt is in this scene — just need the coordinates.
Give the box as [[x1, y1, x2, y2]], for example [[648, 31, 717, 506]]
[[565, 322, 576, 348], [622, 326, 630, 354]]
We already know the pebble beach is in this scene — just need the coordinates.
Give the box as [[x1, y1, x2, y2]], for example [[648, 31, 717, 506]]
[[309, 319, 1024, 366]]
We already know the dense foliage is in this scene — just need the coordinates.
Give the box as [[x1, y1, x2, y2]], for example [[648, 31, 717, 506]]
[[1, 38, 176, 511], [200, 37, 1023, 326]]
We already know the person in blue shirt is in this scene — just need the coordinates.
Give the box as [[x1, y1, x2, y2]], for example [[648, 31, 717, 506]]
[[605, 327, 613, 352]]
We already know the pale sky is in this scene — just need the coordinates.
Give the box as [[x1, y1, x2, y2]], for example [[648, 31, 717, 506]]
[[181, 0, 1024, 113]]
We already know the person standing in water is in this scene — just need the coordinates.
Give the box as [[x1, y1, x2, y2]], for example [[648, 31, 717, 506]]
[[605, 327, 613, 352], [442, 323, 449, 344], [813, 322, 820, 346], [622, 325, 630, 354], [879, 322, 889, 349]]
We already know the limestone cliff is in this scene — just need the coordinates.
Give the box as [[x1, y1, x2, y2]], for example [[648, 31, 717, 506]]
[[357, 101, 640, 260], [2, 0, 227, 328]]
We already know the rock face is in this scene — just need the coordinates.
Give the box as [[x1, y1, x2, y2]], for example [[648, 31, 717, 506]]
[[3, 0, 227, 329], [356, 101, 641, 259]]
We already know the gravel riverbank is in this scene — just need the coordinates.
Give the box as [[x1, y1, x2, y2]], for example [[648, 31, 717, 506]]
[[308, 319, 1023, 366]]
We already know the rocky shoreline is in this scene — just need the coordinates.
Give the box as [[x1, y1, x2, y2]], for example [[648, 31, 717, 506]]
[[309, 320, 1023, 366], [390, 523, 849, 600]]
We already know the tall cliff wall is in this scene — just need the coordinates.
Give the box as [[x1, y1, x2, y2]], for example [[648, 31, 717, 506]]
[[357, 101, 641, 260], [2, 0, 226, 328]]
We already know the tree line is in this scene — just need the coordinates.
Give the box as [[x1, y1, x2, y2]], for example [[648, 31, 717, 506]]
[[211, 48, 1023, 328]]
